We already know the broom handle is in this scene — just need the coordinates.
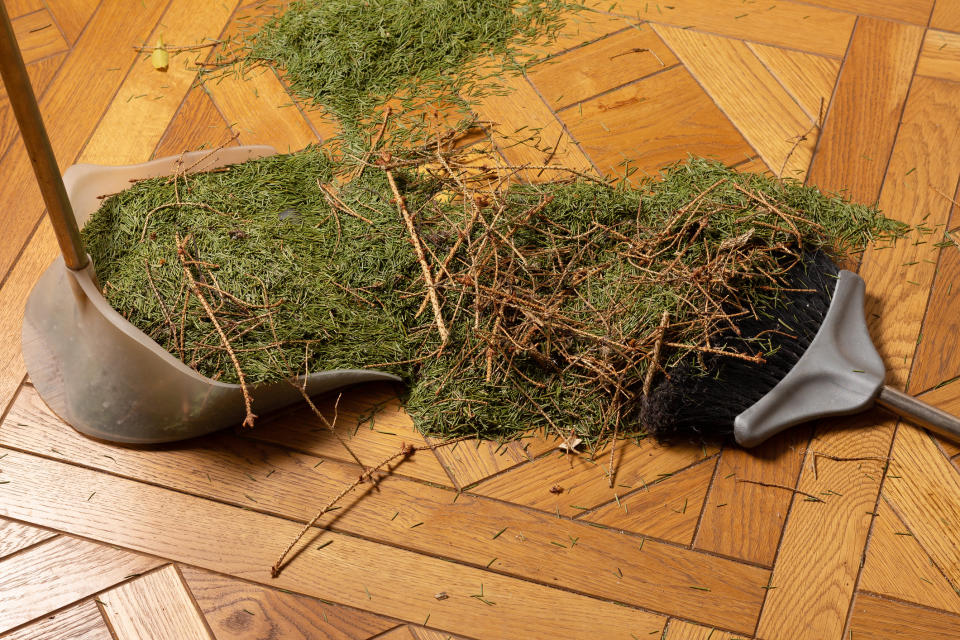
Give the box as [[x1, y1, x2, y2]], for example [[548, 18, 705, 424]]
[[0, 2, 87, 270], [877, 386, 960, 442]]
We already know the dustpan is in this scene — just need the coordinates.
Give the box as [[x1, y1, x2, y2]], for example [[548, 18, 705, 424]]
[[2, 5, 397, 444]]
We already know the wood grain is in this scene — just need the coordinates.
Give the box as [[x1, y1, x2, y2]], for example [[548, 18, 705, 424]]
[[592, 0, 856, 57], [0, 535, 164, 633], [931, 0, 960, 32], [560, 65, 752, 177], [426, 433, 558, 489], [795, 0, 933, 24], [695, 429, 810, 567], [917, 30, 960, 83], [11, 10, 67, 62], [153, 87, 237, 159], [0, 518, 56, 559], [0, 0, 168, 283], [654, 25, 817, 178], [79, 0, 238, 164], [582, 457, 716, 545], [0, 447, 673, 640], [472, 70, 596, 181], [527, 25, 678, 111], [664, 620, 741, 640], [747, 44, 840, 124], [860, 498, 960, 614], [100, 565, 212, 640], [180, 564, 396, 640], [410, 627, 469, 640], [520, 8, 641, 60], [43, 0, 98, 44], [0, 387, 765, 633], [2, 0, 45, 18], [849, 593, 960, 638], [473, 436, 716, 517], [4, 601, 112, 640], [806, 17, 925, 204]]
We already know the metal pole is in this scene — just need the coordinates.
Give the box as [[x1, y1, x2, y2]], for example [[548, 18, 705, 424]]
[[0, 1, 87, 270]]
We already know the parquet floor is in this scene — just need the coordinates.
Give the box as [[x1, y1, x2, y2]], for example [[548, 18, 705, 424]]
[[1, 1, 960, 638]]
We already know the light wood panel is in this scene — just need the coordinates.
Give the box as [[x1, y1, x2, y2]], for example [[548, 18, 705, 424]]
[[917, 30, 960, 83], [0, 387, 765, 633], [79, 0, 237, 164], [560, 65, 752, 177], [521, 8, 641, 60], [582, 457, 716, 545], [0, 0, 169, 290], [0, 535, 164, 633], [931, 0, 960, 32], [0, 518, 56, 559], [180, 564, 396, 640], [474, 436, 716, 517], [664, 620, 741, 640], [696, 429, 809, 567], [3, 0, 45, 18], [44, 0, 99, 44], [11, 10, 67, 61], [527, 25, 678, 111], [4, 601, 112, 640], [426, 433, 558, 489], [860, 498, 960, 614], [849, 593, 960, 638], [798, 0, 933, 24], [472, 70, 596, 181], [654, 25, 816, 178], [757, 72, 960, 640], [806, 17, 925, 204], [153, 87, 237, 159], [100, 565, 212, 640], [410, 627, 469, 640], [747, 44, 840, 124], [0, 448, 673, 640], [592, 0, 856, 57]]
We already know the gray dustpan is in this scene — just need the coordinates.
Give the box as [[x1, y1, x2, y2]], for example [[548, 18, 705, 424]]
[[2, 6, 396, 444]]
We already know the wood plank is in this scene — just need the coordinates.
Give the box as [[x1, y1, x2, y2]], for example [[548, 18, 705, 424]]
[[917, 30, 960, 83], [44, 0, 98, 45], [664, 620, 741, 640], [794, 0, 933, 24], [471, 71, 596, 181], [375, 628, 417, 640], [527, 25, 678, 111], [882, 425, 960, 605], [654, 25, 816, 179], [426, 433, 559, 489], [755, 412, 895, 639], [1, 386, 766, 633], [0, 517, 57, 559], [593, 0, 855, 57], [80, 0, 238, 164], [747, 44, 840, 124], [806, 17, 925, 204], [3, 0, 45, 18], [0, 535, 164, 633], [695, 428, 809, 567], [0, 0, 169, 288], [4, 600, 112, 640], [521, 8, 642, 60], [251, 383, 451, 486], [180, 564, 396, 640], [559, 65, 752, 178], [11, 10, 67, 62], [153, 87, 237, 159], [410, 627, 470, 640], [581, 457, 716, 545], [473, 432, 716, 517], [860, 498, 960, 615], [932, 0, 960, 33], [849, 593, 960, 639], [757, 73, 960, 640], [0, 53, 66, 181], [0, 448, 676, 640], [100, 565, 212, 640]]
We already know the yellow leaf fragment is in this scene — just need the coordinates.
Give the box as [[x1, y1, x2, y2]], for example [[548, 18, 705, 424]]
[[151, 35, 169, 72]]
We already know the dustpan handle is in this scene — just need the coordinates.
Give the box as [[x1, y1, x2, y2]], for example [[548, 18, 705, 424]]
[[877, 386, 960, 443], [0, 2, 87, 270]]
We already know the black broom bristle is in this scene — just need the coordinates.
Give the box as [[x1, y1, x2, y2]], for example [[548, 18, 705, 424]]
[[641, 250, 840, 443]]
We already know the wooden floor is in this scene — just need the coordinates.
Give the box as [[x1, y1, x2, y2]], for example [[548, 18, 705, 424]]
[[1, 0, 960, 638]]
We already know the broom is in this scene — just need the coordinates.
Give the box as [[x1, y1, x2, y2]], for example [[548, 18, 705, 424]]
[[641, 250, 960, 446]]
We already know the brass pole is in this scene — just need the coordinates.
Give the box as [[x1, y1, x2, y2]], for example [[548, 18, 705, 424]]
[[0, 2, 87, 270]]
